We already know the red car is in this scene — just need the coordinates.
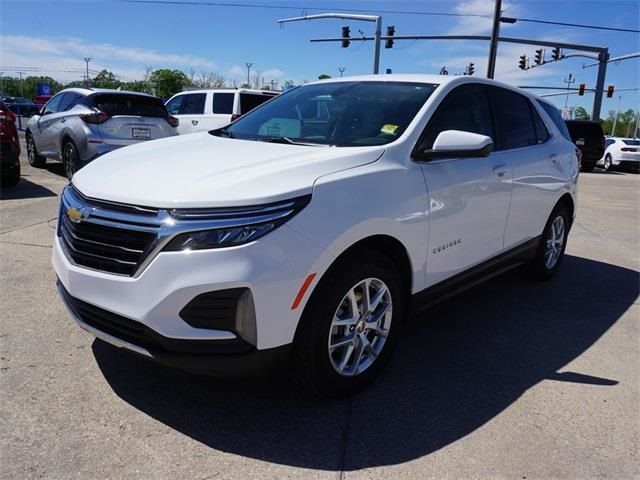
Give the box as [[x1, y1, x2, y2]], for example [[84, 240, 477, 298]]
[[1, 101, 21, 186], [33, 95, 52, 108]]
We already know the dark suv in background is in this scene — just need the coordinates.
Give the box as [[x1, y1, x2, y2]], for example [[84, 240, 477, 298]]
[[565, 120, 605, 172]]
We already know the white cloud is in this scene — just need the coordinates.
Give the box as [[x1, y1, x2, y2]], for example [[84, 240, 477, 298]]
[[0, 34, 216, 81], [448, 0, 521, 36]]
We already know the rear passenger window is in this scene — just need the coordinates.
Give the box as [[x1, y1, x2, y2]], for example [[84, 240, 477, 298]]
[[530, 104, 550, 144], [492, 88, 537, 149], [418, 84, 495, 151], [179, 93, 206, 115], [58, 93, 81, 112], [212, 93, 234, 114], [240, 93, 272, 114]]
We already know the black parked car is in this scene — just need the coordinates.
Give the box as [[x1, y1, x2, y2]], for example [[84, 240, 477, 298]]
[[0, 96, 39, 117], [565, 120, 605, 172]]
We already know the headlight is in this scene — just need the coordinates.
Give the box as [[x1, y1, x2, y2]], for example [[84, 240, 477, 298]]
[[163, 195, 310, 252]]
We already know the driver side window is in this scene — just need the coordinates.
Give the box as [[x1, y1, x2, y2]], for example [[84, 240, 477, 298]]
[[416, 84, 494, 152], [43, 93, 64, 115]]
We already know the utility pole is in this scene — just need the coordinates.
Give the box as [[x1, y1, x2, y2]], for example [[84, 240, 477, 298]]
[[486, 0, 502, 79], [245, 63, 253, 86], [277, 13, 382, 74], [562, 73, 575, 118], [338, 67, 346, 77], [612, 95, 622, 136], [18, 71, 24, 98], [84, 57, 92, 87]]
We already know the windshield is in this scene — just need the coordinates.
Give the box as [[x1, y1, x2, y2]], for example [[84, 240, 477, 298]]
[[215, 81, 437, 147]]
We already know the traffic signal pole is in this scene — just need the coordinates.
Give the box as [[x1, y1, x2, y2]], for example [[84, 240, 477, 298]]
[[592, 51, 609, 121], [486, 0, 502, 79]]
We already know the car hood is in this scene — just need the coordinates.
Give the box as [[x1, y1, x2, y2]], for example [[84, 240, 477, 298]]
[[72, 132, 385, 208]]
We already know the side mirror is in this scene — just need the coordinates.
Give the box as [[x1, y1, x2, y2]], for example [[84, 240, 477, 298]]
[[417, 130, 494, 161]]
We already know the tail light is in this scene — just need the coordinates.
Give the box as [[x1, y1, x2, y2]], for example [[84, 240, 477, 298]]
[[165, 115, 179, 128], [621, 147, 637, 152], [0, 110, 16, 122], [230, 114, 241, 122], [575, 148, 583, 166], [80, 110, 110, 124]]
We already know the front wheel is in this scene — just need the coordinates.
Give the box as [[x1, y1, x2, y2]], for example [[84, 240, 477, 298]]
[[62, 141, 80, 180], [527, 205, 570, 281], [292, 251, 406, 397], [26, 133, 46, 168]]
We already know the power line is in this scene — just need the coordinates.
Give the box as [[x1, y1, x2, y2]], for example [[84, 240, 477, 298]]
[[516, 18, 640, 34], [120, 0, 489, 18]]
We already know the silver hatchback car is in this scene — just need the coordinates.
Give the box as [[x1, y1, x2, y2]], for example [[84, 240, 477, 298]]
[[26, 88, 178, 179]]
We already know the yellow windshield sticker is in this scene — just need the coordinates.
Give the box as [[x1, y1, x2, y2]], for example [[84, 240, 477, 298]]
[[380, 124, 399, 135]]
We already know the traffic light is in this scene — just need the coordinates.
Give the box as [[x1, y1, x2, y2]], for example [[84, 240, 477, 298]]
[[578, 83, 586, 96], [341, 26, 350, 48], [466, 63, 475, 76], [552, 47, 561, 61], [518, 55, 527, 70], [534, 48, 544, 65], [385, 25, 395, 49], [607, 85, 615, 98]]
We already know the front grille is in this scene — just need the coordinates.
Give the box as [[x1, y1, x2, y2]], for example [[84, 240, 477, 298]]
[[59, 213, 156, 275], [58, 186, 160, 276]]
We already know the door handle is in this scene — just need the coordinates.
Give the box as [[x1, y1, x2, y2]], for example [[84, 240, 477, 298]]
[[492, 164, 508, 177], [550, 154, 558, 164], [60, 118, 66, 123]]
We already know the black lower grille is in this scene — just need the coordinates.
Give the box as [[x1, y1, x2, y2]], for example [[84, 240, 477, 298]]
[[58, 213, 156, 276], [58, 282, 252, 355]]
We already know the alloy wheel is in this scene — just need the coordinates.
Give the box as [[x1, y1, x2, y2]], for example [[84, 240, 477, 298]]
[[63, 143, 76, 179], [544, 215, 565, 269], [327, 277, 393, 377]]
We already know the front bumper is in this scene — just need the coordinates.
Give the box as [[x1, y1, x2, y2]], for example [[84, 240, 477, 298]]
[[53, 218, 332, 355]]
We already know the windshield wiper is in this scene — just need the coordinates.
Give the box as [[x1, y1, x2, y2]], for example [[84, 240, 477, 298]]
[[210, 127, 235, 138], [259, 136, 328, 147]]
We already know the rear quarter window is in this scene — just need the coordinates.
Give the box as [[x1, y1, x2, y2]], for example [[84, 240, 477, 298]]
[[239, 93, 273, 114], [537, 100, 572, 141], [492, 87, 537, 150]]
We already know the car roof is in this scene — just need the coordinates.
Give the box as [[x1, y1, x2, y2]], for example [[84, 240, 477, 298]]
[[175, 88, 276, 95], [60, 87, 156, 97], [304, 73, 545, 100]]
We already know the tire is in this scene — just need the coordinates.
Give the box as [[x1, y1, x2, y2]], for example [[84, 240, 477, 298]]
[[26, 132, 46, 168], [527, 204, 570, 281], [62, 140, 80, 180], [581, 161, 595, 172], [1, 162, 20, 187], [292, 250, 407, 397], [603, 154, 613, 172]]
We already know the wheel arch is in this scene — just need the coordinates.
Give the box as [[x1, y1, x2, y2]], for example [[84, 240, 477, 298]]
[[556, 192, 575, 226]]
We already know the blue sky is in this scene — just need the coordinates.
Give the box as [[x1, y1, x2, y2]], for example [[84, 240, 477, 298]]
[[1, 0, 638, 116]]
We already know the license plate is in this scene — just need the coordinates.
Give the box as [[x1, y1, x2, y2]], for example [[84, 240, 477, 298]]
[[576, 139, 585, 146], [132, 127, 150, 139]]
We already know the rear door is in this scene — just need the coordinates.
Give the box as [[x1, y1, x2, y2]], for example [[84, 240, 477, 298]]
[[416, 83, 512, 286], [208, 92, 235, 129], [90, 93, 174, 145]]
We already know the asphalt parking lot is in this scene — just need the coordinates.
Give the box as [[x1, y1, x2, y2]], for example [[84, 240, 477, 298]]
[[1, 137, 638, 479]]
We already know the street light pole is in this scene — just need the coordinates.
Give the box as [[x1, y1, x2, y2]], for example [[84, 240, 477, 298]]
[[18, 71, 24, 98], [338, 67, 346, 77], [245, 63, 253, 86], [486, 0, 502, 79], [612, 95, 622, 136], [84, 57, 92, 87], [277, 13, 383, 74]]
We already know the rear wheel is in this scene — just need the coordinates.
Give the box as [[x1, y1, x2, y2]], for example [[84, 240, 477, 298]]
[[603, 154, 613, 171], [527, 205, 570, 281], [26, 132, 46, 168], [292, 251, 406, 397], [62, 140, 80, 180]]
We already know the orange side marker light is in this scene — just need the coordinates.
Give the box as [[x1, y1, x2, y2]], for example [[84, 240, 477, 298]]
[[291, 273, 316, 310]]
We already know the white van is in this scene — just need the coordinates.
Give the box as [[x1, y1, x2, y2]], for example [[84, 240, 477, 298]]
[[165, 88, 277, 135]]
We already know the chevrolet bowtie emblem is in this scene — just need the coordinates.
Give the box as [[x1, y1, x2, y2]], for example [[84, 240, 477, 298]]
[[67, 206, 91, 223]]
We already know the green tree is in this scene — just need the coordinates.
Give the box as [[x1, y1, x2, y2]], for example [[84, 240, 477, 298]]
[[92, 69, 121, 89], [318, 74, 332, 80], [573, 106, 590, 120], [147, 69, 190, 99]]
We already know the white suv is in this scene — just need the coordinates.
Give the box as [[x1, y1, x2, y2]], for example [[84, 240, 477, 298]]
[[165, 88, 277, 135], [53, 75, 579, 397]]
